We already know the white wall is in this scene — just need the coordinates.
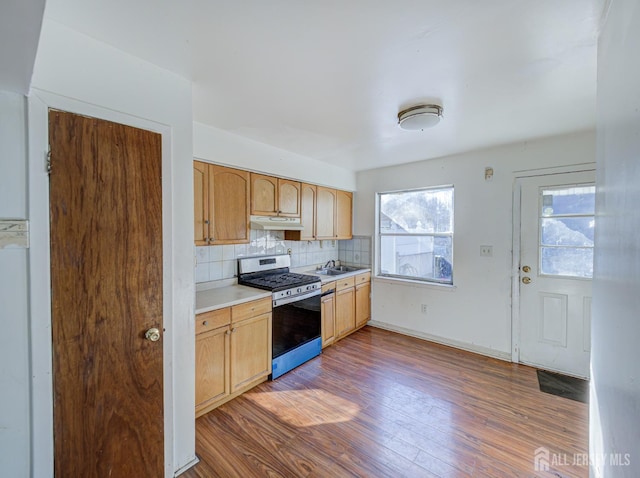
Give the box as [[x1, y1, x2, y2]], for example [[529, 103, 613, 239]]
[[356, 131, 595, 358], [591, 0, 640, 476], [0, 92, 31, 477], [28, 19, 195, 477], [194, 122, 357, 191]]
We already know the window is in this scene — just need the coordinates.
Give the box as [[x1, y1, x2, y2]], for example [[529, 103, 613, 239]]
[[539, 184, 595, 278], [377, 186, 454, 284]]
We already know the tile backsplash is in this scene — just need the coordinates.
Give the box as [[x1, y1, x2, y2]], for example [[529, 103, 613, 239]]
[[195, 231, 372, 283]]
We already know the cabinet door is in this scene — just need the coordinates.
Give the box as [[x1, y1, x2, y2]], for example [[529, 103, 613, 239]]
[[321, 292, 335, 348], [336, 190, 353, 240], [355, 281, 371, 328], [251, 173, 278, 216], [335, 287, 355, 338], [194, 161, 209, 245], [210, 165, 250, 244], [277, 179, 301, 217], [316, 186, 336, 239], [230, 312, 272, 392], [286, 183, 316, 241], [195, 326, 230, 412]]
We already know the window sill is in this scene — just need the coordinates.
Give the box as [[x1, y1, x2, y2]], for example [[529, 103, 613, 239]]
[[373, 275, 457, 291]]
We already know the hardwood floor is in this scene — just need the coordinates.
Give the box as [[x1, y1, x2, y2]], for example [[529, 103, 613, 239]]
[[182, 327, 588, 478]]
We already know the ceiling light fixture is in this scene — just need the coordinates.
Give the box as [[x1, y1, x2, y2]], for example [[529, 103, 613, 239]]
[[397, 104, 443, 131]]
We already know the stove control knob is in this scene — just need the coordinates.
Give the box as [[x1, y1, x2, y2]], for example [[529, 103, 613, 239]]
[[286, 290, 291, 296], [297, 287, 302, 294]]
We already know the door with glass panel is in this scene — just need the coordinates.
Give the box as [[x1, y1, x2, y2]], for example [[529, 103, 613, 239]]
[[518, 171, 595, 378]]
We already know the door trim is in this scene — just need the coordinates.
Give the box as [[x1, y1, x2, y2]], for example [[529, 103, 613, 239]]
[[510, 163, 596, 364], [28, 90, 176, 477]]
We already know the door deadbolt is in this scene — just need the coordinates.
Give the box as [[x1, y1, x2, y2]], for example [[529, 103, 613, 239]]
[[522, 265, 531, 273], [522, 277, 531, 284], [145, 327, 161, 342]]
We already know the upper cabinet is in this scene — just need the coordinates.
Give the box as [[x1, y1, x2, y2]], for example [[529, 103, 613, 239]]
[[316, 187, 337, 239], [287, 185, 353, 241], [194, 161, 250, 245], [336, 190, 353, 240], [250, 173, 301, 217], [195, 162, 352, 244]]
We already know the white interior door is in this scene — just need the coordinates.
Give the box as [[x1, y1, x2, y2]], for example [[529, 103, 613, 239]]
[[518, 170, 595, 378]]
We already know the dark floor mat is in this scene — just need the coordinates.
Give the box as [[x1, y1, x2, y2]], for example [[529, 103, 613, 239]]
[[537, 370, 589, 403]]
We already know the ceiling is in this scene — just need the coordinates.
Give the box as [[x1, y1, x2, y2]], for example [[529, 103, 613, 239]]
[[0, 0, 45, 94], [43, 0, 606, 172]]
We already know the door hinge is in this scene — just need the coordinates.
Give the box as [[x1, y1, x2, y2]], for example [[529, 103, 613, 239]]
[[47, 149, 52, 175]]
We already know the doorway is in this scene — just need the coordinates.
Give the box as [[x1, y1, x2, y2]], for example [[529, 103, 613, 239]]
[[49, 110, 165, 476], [514, 169, 595, 378]]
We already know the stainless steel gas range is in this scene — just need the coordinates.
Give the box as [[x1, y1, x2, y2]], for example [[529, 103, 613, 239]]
[[237, 255, 322, 379]]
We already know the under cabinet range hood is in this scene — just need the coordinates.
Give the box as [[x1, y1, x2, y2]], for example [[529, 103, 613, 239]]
[[250, 215, 304, 231]]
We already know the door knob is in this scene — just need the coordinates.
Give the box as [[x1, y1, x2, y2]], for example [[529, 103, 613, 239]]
[[522, 265, 531, 273], [522, 277, 531, 284], [145, 327, 161, 342]]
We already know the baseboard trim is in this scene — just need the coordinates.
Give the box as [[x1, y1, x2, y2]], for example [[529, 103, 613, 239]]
[[174, 456, 199, 477], [367, 320, 512, 362]]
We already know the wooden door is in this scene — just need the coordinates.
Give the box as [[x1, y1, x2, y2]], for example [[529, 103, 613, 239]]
[[335, 287, 355, 338], [193, 161, 209, 245], [49, 110, 164, 477], [316, 187, 336, 239], [196, 326, 230, 412], [250, 173, 278, 216], [336, 190, 353, 239], [210, 165, 250, 244], [230, 313, 272, 392], [355, 282, 371, 328], [277, 179, 301, 217]]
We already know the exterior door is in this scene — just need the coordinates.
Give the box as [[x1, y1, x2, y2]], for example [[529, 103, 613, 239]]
[[49, 110, 164, 477], [518, 170, 595, 378]]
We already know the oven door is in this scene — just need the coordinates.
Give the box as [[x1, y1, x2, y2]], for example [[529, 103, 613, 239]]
[[272, 291, 321, 359]]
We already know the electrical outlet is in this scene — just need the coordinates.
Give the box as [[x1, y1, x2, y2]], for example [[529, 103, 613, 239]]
[[421, 304, 428, 314], [480, 245, 493, 257]]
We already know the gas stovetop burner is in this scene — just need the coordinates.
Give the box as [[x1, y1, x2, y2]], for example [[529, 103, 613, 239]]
[[237, 255, 322, 304], [238, 271, 320, 292]]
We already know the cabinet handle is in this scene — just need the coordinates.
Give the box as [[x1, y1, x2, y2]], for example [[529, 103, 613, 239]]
[[231, 327, 236, 334], [204, 220, 210, 224], [203, 320, 209, 326], [225, 330, 231, 336]]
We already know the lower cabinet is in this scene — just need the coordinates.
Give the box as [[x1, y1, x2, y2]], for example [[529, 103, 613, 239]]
[[355, 278, 371, 328], [195, 297, 272, 417], [195, 325, 230, 410], [335, 283, 355, 339], [230, 312, 272, 392], [328, 271, 371, 342], [321, 282, 336, 348]]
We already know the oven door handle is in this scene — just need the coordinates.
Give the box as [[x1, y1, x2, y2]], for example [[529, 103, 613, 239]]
[[273, 288, 322, 307]]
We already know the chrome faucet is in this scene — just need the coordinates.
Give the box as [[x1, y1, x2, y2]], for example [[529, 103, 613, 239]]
[[324, 259, 336, 269]]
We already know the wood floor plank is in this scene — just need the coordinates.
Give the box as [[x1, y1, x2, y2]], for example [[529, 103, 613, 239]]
[[182, 327, 588, 477]]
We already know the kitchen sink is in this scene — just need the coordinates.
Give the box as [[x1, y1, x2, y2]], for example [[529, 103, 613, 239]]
[[310, 266, 366, 276]]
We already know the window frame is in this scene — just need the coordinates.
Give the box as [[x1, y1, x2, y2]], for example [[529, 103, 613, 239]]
[[375, 185, 454, 286], [537, 183, 595, 280]]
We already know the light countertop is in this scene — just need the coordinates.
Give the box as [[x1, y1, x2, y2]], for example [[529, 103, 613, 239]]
[[195, 284, 271, 314], [292, 266, 372, 284]]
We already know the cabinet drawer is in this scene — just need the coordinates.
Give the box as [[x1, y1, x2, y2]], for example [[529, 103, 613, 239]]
[[355, 272, 371, 284], [196, 307, 231, 335], [321, 281, 336, 294], [336, 276, 355, 291], [232, 297, 272, 323]]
